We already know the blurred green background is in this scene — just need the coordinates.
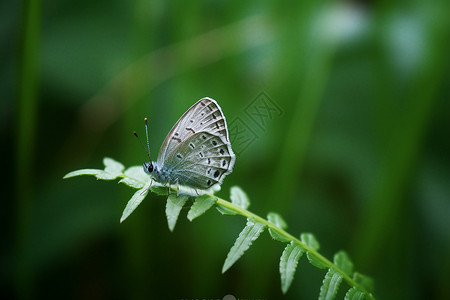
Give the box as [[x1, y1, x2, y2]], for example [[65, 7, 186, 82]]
[[3, 0, 450, 299]]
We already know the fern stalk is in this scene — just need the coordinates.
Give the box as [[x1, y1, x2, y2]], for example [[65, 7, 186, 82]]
[[64, 158, 375, 299], [214, 197, 375, 300]]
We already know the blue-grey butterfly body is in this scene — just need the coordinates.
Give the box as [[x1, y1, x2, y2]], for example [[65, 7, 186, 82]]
[[143, 97, 235, 194]]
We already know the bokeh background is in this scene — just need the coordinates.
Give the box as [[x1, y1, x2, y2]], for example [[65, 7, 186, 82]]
[[3, 0, 450, 299]]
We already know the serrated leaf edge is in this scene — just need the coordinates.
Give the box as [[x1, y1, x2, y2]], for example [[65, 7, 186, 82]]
[[222, 220, 266, 273], [345, 287, 365, 300], [319, 269, 344, 300], [187, 195, 217, 221], [280, 241, 304, 294], [165, 194, 189, 231]]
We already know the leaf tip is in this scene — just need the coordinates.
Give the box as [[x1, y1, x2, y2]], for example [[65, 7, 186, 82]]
[[120, 213, 128, 223], [221, 265, 229, 274]]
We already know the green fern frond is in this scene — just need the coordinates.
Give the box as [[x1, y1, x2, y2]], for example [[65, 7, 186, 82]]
[[280, 241, 304, 293], [222, 218, 266, 273], [64, 158, 376, 299]]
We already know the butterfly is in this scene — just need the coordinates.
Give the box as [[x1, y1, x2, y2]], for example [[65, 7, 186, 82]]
[[140, 97, 236, 196]]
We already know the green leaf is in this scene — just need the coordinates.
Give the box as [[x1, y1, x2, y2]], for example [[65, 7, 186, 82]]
[[306, 252, 328, 269], [119, 177, 143, 189], [268, 212, 288, 229], [165, 194, 189, 231], [103, 157, 124, 176], [124, 166, 148, 182], [333, 251, 353, 276], [217, 186, 250, 215], [63, 157, 125, 180], [267, 212, 290, 242], [187, 195, 217, 221], [222, 219, 265, 273], [353, 272, 374, 293], [345, 287, 365, 300], [216, 205, 237, 215], [280, 241, 304, 294], [301, 232, 320, 250], [118, 166, 150, 189], [301, 233, 328, 269], [319, 269, 343, 300], [230, 186, 250, 209], [120, 184, 150, 223], [63, 169, 108, 179], [150, 185, 169, 196]]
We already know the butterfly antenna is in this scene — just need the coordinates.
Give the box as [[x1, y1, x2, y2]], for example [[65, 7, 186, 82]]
[[133, 131, 151, 161], [144, 118, 152, 161]]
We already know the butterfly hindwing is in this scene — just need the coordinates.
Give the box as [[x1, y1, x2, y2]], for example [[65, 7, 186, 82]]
[[157, 98, 229, 167], [164, 131, 235, 190]]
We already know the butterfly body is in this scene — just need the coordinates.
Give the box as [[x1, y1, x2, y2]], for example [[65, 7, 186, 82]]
[[143, 98, 235, 194]]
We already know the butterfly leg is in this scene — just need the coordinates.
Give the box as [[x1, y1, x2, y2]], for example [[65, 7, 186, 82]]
[[168, 183, 171, 195], [140, 179, 153, 195], [176, 178, 180, 197], [195, 189, 199, 196]]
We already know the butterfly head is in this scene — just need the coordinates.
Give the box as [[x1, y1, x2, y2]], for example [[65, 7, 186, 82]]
[[143, 161, 154, 174]]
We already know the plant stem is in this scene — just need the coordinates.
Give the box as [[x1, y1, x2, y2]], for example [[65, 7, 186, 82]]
[[15, 0, 40, 297], [214, 196, 375, 300]]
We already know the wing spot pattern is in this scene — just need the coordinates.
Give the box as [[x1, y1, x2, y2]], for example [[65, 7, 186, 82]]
[[189, 143, 195, 149], [214, 170, 220, 178], [219, 148, 225, 155]]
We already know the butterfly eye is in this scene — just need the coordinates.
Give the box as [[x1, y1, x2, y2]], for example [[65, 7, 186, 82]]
[[143, 162, 153, 174]]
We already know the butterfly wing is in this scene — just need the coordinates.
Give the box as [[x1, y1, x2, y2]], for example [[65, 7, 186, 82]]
[[164, 131, 236, 190], [157, 98, 230, 167]]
